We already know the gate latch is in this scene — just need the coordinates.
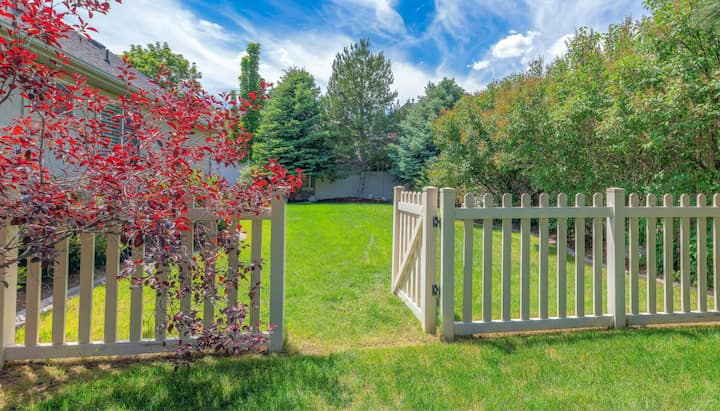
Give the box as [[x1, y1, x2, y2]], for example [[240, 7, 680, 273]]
[[432, 216, 441, 228], [432, 284, 440, 296]]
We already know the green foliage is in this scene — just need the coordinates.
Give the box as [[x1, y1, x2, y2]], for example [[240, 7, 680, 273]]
[[325, 38, 398, 171], [430, 0, 720, 198], [239, 42, 263, 137], [123, 42, 201, 88], [252, 68, 335, 177], [388, 78, 464, 187]]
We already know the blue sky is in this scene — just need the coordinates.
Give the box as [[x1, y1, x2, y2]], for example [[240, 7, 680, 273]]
[[88, 0, 648, 101]]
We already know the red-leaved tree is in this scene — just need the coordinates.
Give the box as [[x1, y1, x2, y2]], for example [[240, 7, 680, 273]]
[[0, 0, 301, 358]]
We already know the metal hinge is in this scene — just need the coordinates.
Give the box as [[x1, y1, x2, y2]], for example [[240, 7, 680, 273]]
[[432, 284, 440, 296], [432, 216, 441, 228]]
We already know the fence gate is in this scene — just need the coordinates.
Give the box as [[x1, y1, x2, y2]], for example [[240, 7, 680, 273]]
[[391, 186, 437, 333]]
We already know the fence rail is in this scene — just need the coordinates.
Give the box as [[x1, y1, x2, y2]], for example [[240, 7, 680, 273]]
[[0, 196, 286, 366]]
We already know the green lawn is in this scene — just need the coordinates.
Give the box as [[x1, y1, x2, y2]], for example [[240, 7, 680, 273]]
[[2, 203, 720, 410]]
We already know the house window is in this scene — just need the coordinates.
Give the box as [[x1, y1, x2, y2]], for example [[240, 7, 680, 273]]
[[100, 104, 124, 147], [301, 175, 314, 189]]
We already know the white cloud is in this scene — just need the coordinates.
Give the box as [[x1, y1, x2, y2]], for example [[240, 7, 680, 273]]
[[80, 0, 647, 100], [491, 31, 539, 58], [86, 0, 352, 96], [391, 60, 439, 102], [471, 60, 490, 70], [547, 33, 574, 60], [330, 0, 406, 36]]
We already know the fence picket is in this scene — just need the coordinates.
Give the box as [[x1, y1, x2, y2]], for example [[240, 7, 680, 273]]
[[251, 219, 262, 334], [391, 187, 403, 286], [104, 234, 119, 343], [679, 194, 691, 313], [592, 193, 603, 316], [0, 224, 18, 367], [181, 224, 194, 328], [130, 245, 144, 342], [520, 194, 531, 320], [538, 193, 549, 319], [646, 194, 657, 314], [269, 194, 287, 353], [227, 217, 239, 307], [628, 193, 640, 315], [501, 194, 512, 322], [715, 194, 720, 311], [25, 259, 41, 346], [203, 225, 217, 330], [78, 233, 95, 344], [482, 194, 494, 322], [663, 194, 674, 314], [440, 188, 456, 340], [52, 238, 69, 345], [697, 194, 707, 312], [421, 187, 438, 333], [557, 194, 567, 319], [575, 194, 586, 317], [462, 193, 473, 323]]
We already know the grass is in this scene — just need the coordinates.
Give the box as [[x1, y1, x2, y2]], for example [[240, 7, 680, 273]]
[[2, 203, 720, 410]]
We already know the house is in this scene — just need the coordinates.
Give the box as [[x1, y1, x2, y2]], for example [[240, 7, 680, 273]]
[[0, 21, 243, 182], [0, 18, 157, 136]]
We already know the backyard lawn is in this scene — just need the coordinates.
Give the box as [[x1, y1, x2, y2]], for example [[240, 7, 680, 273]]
[[2, 203, 720, 410]]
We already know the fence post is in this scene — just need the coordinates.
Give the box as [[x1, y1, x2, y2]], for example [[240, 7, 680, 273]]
[[440, 188, 456, 341], [391, 186, 404, 292], [269, 191, 287, 353], [0, 224, 18, 368], [606, 188, 626, 329], [421, 187, 438, 334]]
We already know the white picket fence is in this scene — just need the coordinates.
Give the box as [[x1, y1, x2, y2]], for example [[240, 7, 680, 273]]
[[394, 186, 720, 339], [0, 196, 286, 366]]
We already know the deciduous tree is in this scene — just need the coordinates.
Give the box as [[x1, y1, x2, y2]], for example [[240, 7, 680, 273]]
[[0, 0, 299, 360], [124, 41, 202, 89]]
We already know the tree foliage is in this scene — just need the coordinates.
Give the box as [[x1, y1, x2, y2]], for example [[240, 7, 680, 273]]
[[0, 0, 299, 360], [123, 41, 202, 88], [429, 0, 720, 198], [253, 68, 334, 177], [388, 78, 464, 187], [239, 43, 264, 138], [325, 38, 398, 170]]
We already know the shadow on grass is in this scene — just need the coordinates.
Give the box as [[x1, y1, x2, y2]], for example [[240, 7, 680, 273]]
[[2, 354, 351, 410], [3, 325, 720, 410], [455, 324, 719, 355]]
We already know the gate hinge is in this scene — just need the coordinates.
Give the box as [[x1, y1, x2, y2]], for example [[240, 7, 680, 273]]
[[432, 284, 440, 296], [432, 216, 441, 228]]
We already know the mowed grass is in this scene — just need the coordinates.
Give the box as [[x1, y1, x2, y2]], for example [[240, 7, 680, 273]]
[[3, 203, 720, 410]]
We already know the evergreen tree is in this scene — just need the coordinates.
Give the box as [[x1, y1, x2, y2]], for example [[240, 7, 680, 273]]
[[325, 38, 398, 170], [253, 68, 334, 177], [239, 43, 263, 137], [389, 78, 464, 187]]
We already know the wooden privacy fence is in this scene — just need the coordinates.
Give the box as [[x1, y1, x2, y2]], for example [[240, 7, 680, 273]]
[[391, 186, 437, 333], [393, 186, 720, 339], [0, 196, 286, 366]]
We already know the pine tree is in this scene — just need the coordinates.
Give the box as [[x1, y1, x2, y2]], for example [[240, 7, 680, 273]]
[[239, 43, 263, 137], [325, 38, 398, 170], [389, 78, 464, 187], [253, 68, 334, 177]]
